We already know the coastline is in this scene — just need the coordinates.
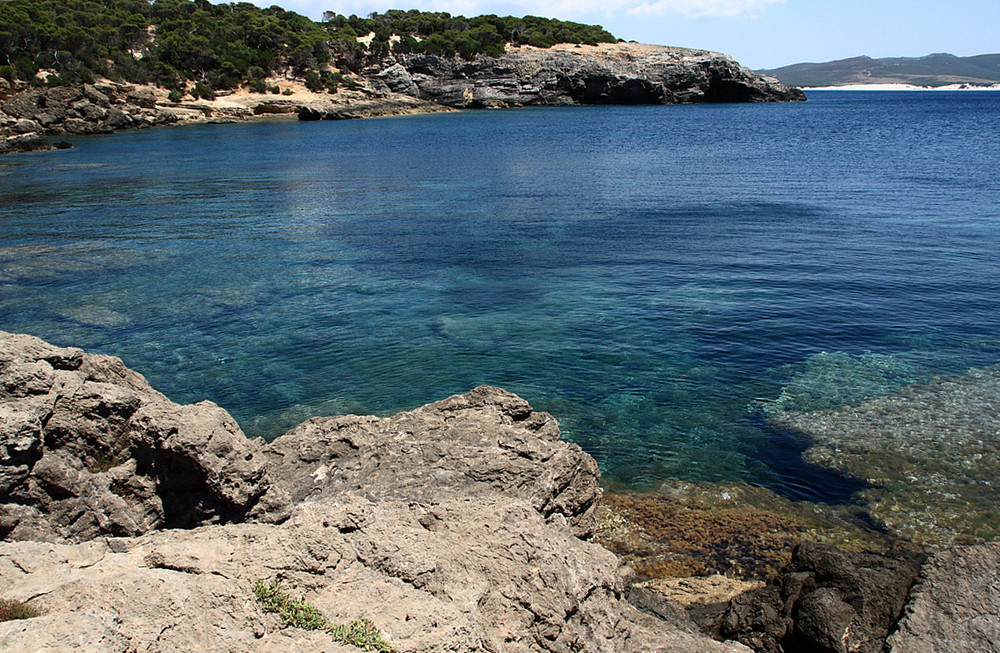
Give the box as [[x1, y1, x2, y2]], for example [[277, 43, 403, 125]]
[[1, 331, 998, 653], [804, 82, 1000, 91], [1, 41, 804, 155]]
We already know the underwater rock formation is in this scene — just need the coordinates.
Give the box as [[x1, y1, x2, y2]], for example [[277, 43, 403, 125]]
[[770, 364, 1000, 547]]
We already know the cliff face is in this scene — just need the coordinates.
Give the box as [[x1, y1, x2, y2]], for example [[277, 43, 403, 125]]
[[370, 42, 805, 108]]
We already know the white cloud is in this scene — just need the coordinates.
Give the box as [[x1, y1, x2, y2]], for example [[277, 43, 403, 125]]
[[266, 0, 785, 20], [626, 0, 785, 18], [241, 0, 785, 22]]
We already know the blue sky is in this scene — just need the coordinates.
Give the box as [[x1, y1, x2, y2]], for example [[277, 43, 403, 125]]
[[243, 0, 1000, 69]]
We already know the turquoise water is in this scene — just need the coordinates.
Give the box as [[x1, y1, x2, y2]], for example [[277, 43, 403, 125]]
[[2, 91, 1000, 501]]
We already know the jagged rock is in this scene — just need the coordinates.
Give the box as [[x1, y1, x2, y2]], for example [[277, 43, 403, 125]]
[[705, 542, 923, 653], [0, 495, 751, 653], [268, 385, 602, 538], [0, 83, 177, 139], [0, 331, 288, 542], [887, 542, 1000, 653], [378, 42, 804, 109], [0, 332, 756, 653], [376, 62, 421, 97]]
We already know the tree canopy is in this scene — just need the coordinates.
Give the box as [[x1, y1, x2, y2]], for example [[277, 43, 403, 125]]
[[0, 1, 618, 91]]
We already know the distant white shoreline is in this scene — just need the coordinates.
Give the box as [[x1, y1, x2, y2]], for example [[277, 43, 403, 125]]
[[804, 83, 1000, 91]]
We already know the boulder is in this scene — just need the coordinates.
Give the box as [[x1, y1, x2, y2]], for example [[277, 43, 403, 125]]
[[267, 385, 602, 537], [0, 331, 288, 542], [706, 542, 924, 653]]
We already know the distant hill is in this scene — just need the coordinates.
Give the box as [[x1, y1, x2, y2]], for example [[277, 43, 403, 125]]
[[759, 53, 1000, 88]]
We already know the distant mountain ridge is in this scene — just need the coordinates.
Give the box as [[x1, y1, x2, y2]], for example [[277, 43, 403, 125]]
[[759, 53, 1000, 88]]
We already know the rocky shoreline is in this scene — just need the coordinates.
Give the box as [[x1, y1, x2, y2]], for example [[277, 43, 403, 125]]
[[1, 42, 803, 154], [1, 331, 998, 652]]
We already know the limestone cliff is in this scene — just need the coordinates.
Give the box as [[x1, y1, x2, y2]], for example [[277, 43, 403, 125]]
[[372, 43, 805, 108]]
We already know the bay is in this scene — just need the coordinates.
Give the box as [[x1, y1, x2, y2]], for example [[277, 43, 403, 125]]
[[2, 91, 999, 503]]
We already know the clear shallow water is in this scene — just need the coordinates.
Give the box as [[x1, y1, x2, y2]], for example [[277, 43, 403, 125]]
[[2, 91, 1000, 502]]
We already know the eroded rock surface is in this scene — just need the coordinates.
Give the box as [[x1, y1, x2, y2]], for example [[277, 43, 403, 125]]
[[372, 42, 804, 108], [0, 331, 288, 542], [0, 332, 757, 652], [888, 542, 1000, 653], [0, 495, 757, 652], [267, 385, 601, 537]]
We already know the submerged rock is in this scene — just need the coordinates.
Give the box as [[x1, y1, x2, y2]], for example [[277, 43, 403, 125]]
[[770, 364, 1000, 547]]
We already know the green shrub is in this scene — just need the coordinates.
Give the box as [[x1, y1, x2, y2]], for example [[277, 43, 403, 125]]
[[329, 619, 396, 653], [303, 70, 324, 92], [191, 82, 215, 101], [253, 581, 395, 652], [0, 598, 40, 622], [167, 89, 184, 103], [253, 580, 329, 631], [269, 85, 281, 94], [281, 88, 293, 95], [248, 79, 267, 93]]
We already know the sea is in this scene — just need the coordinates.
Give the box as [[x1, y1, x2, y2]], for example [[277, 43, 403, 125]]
[[2, 91, 999, 505]]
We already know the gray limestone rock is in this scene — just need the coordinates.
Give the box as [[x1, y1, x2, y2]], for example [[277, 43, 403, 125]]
[[0, 493, 751, 653], [377, 42, 804, 109], [0, 82, 177, 140], [0, 331, 287, 542], [266, 385, 602, 537], [888, 542, 1000, 653]]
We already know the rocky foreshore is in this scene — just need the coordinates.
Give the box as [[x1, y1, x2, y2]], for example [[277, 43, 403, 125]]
[[1, 42, 803, 154], [0, 331, 745, 652], [2, 331, 995, 652]]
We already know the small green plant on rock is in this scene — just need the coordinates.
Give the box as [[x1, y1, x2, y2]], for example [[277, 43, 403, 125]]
[[87, 452, 121, 474], [253, 581, 395, 652], [0, 598, 41, 622]]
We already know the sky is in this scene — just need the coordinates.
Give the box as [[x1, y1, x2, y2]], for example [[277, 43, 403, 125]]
[[240, 0, 1000, 69]]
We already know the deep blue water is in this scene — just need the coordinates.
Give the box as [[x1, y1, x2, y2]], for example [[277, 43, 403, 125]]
[[2, 91, 999, 502]]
